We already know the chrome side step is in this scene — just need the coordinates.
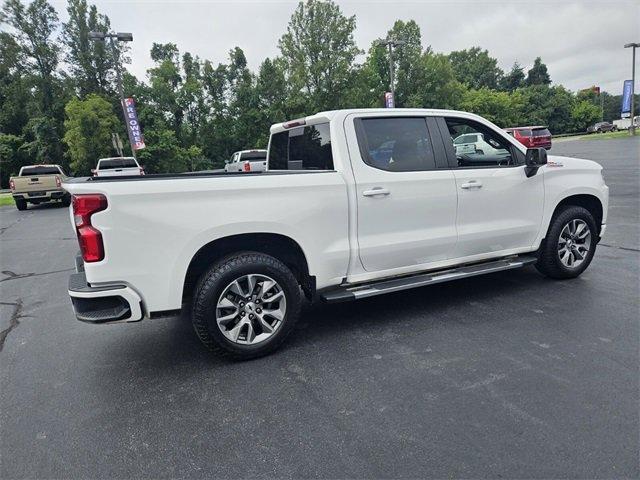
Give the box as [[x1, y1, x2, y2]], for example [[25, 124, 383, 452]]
[[321, 255, 538, 303]]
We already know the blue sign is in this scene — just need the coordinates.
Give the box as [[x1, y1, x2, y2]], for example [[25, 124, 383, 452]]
[[621, 80, 633, 118], [384, 92, 394, 108], [123, 97, 146, 150]]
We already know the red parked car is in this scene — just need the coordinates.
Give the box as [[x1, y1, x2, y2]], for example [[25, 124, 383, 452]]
[[505, 126, 552, 150]]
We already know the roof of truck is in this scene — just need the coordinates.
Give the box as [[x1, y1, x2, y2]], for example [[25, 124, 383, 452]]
[[270, 108, 491, 133]]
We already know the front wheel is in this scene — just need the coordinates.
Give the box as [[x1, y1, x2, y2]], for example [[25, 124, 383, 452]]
[[191, 252, 302, 359], [535, 206, 598, 279]]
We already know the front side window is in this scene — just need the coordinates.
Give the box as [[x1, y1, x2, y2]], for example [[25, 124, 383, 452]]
[[268, 123, 333, 170], [444, 118, 515, 167], [357, 117, 436, 172]]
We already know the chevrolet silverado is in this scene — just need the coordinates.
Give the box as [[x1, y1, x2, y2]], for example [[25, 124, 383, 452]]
[[63, 108, 609, 359]]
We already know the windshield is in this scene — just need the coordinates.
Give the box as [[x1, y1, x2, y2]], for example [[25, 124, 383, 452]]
[[99, 158, 138, 169], [20, 166, 61, 176]]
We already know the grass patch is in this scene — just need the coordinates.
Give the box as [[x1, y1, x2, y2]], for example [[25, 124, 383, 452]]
[[0, 193, 15, 207], [580, 130, 635, 141]]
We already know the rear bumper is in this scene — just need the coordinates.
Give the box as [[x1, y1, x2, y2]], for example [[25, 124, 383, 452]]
[[13, 190, 68, 201], [68, 270, 144, 324]]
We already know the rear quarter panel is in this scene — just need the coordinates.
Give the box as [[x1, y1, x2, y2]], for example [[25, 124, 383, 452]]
[[64, 173, 350, 313]]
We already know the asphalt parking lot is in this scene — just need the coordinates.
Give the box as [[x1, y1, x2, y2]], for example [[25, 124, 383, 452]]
[[1, 137, 638, 479]]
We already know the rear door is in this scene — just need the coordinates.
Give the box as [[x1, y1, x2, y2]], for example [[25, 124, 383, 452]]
[[346, 114, 458, 272], [439, 116, 544, 258]]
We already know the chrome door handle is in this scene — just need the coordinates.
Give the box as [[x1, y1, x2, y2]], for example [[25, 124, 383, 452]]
[[362, 187, 390, 197], [461, 181, 482, 189]]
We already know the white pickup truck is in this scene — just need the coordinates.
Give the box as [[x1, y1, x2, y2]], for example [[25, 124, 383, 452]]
[[92, 157, 144, 177], [224, 149, 268, 172], [64, 108, 609, 359]]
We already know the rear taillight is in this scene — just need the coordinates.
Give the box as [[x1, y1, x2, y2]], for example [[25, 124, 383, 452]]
[[72, 194, 108, 262], [243, 161, 251, 172], [9, 179, 15, 191], [55, 176, 61, 187]]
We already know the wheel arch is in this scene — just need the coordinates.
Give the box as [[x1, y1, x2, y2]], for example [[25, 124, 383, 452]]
[[182, 233, 314, 303], [553, 194, 603, 235]]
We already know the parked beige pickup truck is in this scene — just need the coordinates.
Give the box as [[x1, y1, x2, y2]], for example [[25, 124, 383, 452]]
[[9, 165, 70, 210]]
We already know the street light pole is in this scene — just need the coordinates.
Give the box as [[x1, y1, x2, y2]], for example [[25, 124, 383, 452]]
[[624, 42, 639, 136], [89, 31, 136, 155], [377, 38, 406, 108]]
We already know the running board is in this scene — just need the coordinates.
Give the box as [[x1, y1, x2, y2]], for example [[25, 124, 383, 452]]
[[321, 255, 538, 303]]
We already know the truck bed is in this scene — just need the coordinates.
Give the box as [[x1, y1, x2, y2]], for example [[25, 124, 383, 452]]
[[64, 170, 329, 184]]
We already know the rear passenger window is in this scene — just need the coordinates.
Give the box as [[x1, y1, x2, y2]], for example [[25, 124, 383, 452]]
[[268, 123, 334, 170], [356, 117, 436, 172]]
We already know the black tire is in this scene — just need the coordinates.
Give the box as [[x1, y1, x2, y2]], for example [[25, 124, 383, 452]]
[[535, 205, 598, 279], [191, 252, 302, 359], [61, 195, 71, 207], [15, 198, 27, 211]]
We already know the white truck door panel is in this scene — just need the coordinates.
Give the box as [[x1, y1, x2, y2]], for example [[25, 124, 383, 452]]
[[438, 114, 545, 258], [345, 114, 458, 272], [452, 166, 544, 256]]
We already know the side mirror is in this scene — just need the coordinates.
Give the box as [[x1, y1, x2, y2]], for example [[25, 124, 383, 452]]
[[524, 147, 547, 177], [525, 147, 547, 167]]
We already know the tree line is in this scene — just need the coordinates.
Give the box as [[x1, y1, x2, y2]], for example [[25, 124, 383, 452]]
[[0, 0, 630, 186]]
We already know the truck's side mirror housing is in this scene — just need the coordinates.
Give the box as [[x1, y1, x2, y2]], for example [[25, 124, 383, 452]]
[[525, 147, 547, 177]]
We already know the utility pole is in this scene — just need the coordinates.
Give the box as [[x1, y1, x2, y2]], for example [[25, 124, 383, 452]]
[[624, 42, 639, 135], [377, 38, 406, 108], [89, 31, 136, 154]]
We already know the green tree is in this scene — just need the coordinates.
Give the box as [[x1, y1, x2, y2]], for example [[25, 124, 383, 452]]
[[571, 100, 601, 132], [500, 61, 525, 92], [459, 88, 524, 127], [63, 94, 119, 174], [448, 47, 503, 90], [526, 57, 551, 86], [278, 0, 361, 111], [63, 0, 118, 97]]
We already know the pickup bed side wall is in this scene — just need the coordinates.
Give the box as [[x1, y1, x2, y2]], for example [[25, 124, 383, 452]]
[[65, 172, 350, 313]]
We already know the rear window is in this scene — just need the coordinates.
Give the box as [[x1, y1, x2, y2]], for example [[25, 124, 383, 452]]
[[532, 128, 551, 137], [517, 129, 532, 137], [240, 151, 267, 161], [268, 123, 333, 170], [20, 166, 61, 176], [99, 158, 138, 169]]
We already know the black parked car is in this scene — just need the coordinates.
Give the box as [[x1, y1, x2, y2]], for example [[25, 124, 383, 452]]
[[587, 121, 617, 133]]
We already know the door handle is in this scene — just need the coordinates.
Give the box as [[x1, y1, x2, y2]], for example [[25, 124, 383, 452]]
[[461, 181, 482, 189], [362, 187, 390, 197]]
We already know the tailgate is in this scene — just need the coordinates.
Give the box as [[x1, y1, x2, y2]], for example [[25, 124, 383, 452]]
[[97, 167, 140, 177], [12, 175, 59, 193]]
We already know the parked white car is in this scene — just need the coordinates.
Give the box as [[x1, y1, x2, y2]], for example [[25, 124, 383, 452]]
[[64, 108, 609, 359], [93, 157, 144, 177], [224, 149, 267, 172]]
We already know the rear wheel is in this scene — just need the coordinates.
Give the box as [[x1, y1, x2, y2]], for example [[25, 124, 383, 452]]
[[535, 206, 597, 279], [191, 252, 302, 359], [15, 198, 27, 211]]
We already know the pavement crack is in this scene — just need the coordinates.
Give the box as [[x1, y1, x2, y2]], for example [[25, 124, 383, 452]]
[[0, 213, 31, 235], [600, 243, 640, 252], [0, 299, 24, 352], [0, 268, 74, 283]]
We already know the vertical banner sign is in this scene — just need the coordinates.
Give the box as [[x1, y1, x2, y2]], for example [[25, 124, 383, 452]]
[[384, 92, 395, 108], [621, 80, 633, 118], [123, 97, 146, 150]]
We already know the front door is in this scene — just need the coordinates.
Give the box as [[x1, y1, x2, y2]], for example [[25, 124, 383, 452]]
[[441, 116, 544, 258]]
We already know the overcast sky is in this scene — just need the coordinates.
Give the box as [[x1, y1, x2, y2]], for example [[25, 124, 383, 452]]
[[50, 0, 639, 94]]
